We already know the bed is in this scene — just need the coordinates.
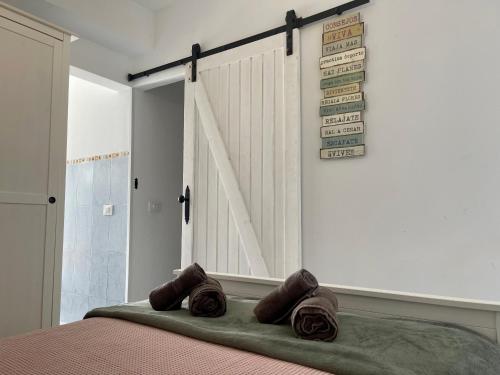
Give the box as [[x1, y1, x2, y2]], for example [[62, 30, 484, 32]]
[[1, 271, 500, 375]]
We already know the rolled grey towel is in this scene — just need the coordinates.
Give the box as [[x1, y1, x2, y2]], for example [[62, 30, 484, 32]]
[[188, 277, 226, 317], [254, 269, 319, 324], [291, 287, 339, 342], [149, 263, 207, 311]]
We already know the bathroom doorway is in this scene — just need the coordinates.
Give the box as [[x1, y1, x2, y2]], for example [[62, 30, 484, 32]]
[[60, 67, 132, 324]]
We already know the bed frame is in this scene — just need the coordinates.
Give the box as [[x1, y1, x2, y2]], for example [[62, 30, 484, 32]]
[[174, 270, 500, 343]]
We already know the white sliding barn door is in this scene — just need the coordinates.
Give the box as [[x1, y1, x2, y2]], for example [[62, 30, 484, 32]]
[[182, 30, 301, 278]]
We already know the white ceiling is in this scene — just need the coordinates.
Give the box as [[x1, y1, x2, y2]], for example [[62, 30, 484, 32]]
[[132, 0, 176, 11]]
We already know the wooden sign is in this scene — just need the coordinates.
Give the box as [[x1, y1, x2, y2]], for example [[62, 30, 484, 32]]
[[321, 71, 365, 89], [322, 134, 364, 149], [321, 60, 364, 80], [323, 23, 364, 45], [324, 82, 360, 98], [320, 13, 366, 161], [320, 47, 365, 69], [324, 12, 360, 32], [320, 92, 362, 107], [322, 111, 362, 126], [320, 100, 365, 116], [320, 145, 365, 159], [321, 121, 364, 138], [323, 36, 363, 57]]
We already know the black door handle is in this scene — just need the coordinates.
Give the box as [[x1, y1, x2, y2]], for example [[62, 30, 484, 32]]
[[48, 196, 56, 204], [178, 186, 190, 224]]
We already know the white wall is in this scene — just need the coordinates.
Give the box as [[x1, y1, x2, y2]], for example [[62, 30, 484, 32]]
[[128, 82, 184, 302], [129, 0, 500, 301], [67, 68, 131, 160], [70, 39, 133, 86]]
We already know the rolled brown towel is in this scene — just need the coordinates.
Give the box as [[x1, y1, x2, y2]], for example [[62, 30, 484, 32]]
[[291, 287, 339, 342], [188, 277, 226, 317], [149, 263, 207, 311], [254, 269, 319, 324]]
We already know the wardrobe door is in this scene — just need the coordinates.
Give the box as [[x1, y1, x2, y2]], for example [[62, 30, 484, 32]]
[[0, 12, 68, 338]]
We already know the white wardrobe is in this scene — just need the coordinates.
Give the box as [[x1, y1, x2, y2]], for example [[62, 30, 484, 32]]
[[0, 2, 70, 337]]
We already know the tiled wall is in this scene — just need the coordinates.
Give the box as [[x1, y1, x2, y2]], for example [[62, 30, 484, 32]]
[[61, 153, 129, 323]]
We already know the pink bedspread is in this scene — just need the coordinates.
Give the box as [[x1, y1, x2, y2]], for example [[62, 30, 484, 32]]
[[0, 317, 330, 374]]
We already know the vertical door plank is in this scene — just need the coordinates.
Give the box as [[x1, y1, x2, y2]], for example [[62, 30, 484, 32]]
[[250, 55, 263, 248], [262, 50, 275, 276], [196, 70, 209, 269], [273, 49, 285, 278], [195, 106, 208, 269], [192, 109, 200, 267], [238, 58, 252, 275], [283, 30, 302, 275], [206, 155, 218, 271], [227, 61, 241, 274], [181, 70, 196, 268], [216, 65, 230, 272], [206, 68, 219, 271]]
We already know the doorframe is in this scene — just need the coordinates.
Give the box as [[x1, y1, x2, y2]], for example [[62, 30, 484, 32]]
[[130, 65, 185, 91], [130, 31, 303, 278], [50, 34, 71, 328]]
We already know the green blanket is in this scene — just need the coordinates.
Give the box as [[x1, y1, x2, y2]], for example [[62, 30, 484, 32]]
[[85, 298, 500, 375]]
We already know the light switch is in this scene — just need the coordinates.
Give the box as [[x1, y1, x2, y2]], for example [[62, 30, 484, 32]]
[[148, 201, 161, 213], [103, 204, 114, 216]]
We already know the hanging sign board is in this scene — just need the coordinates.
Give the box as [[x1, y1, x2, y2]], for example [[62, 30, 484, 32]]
[[323, 23, 364, 45], [320, 47, 365, 69], [322, 134, 364, 149], [323, 35, 363, 56], [321, 71, 365, 89], [320, 92, 363, 107], [324, 82, 360, 98], [320, 145, 365, 159], [321, 60, 364, 80], [320, 100, 365, 116], [322, 111, 362, 126], [323, 12, 360, 32], [321, 121, 364, 138], [320, 12, 366, 161]]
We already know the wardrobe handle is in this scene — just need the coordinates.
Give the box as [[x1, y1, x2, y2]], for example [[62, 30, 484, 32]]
[[48, 196, 56, 204], [178, 186, 190, 224]]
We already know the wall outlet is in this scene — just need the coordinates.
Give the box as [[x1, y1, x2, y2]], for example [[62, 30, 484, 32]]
[[103, 204, 114, 216], [148, 201, 161, 213]]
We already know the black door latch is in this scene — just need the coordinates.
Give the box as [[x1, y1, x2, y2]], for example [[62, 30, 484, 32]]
[[178, 186, 190, 224]]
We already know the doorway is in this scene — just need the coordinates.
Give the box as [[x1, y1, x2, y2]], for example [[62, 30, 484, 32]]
[[60, 67, 132, 324], [128, 80, 185, 302]]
